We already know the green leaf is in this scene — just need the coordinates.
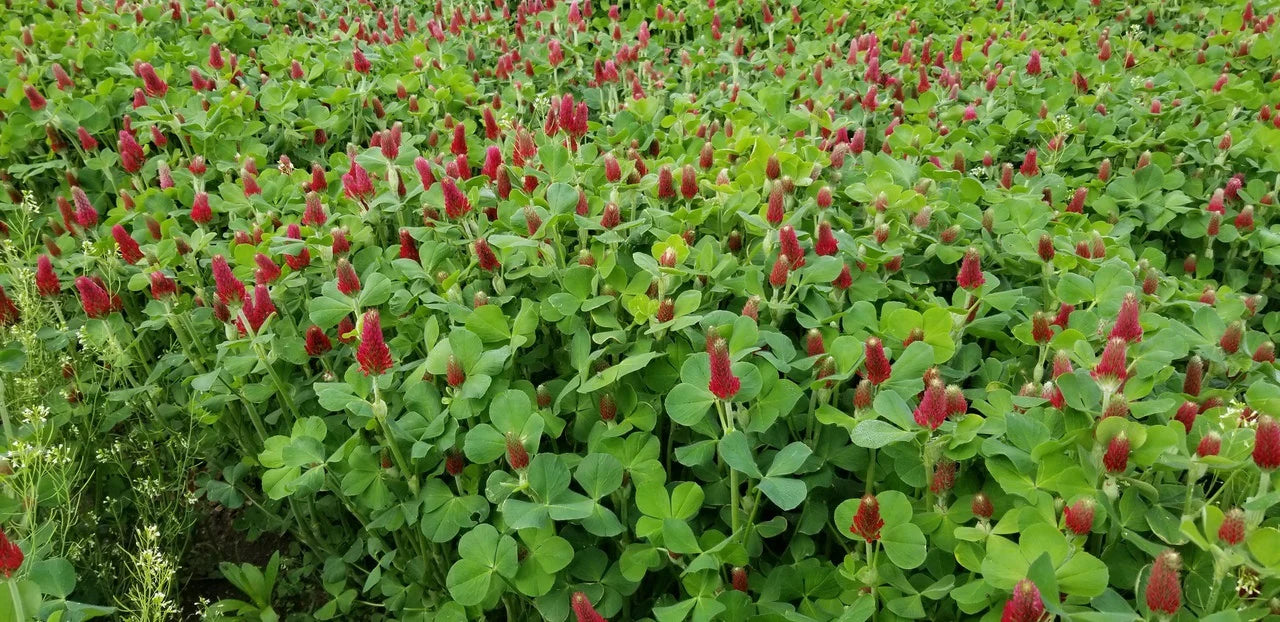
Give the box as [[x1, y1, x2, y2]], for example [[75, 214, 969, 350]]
[[718, 430, 762, 478], [575, 453, 624, 499], [766, 442, 812, 477], [758, 476, 807, 511], [666, 383, 716, 426], [880, 523, 927, 569], [851, 420, 914, 448]]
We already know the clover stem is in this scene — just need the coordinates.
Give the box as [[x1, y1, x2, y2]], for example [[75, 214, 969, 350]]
[[7, 578, 24, 622], [372, 382, 420, 495]]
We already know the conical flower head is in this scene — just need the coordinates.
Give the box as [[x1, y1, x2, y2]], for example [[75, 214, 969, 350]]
[[769, 254, 790, 287], [1175, 401, 1199, 432], [1109, 292, 1143, 342], [305, 325, 332, 356], [1218, 508, 1246, 545], [149, 271, 177, 300], [971, 492, 994, 520], [864, 337, 892, 385], [731, 566, 748, 593], [1197, 432, 1222, 458], [814, 221, 838, 256], [1220, 321, 1243, 354], [850, 493, 885, 542], [0, 529, 23, 578], [1064, 498, 1095, 535], [336, 259, 361, 296], [1001, 579, 1045, 622], [1103, 433, 1130, 474], [779, 225, 804, 268], [913, 379, 948, 429], [75, 276, 111, 318], [708, 338, 741, 400], [1254, 416, 1280, 470], [474, 238, 500, 271], [1092, 338, 1129, 386], [571, 591, 606, 622], [506, 433, 529, 471], [957, 247, 985, 290], [356, 310, 394, 376], [211, 255, 245, 306], [1145, 550, 1181, 616], [1183, 356, 1204, 396], [36, 255, 59, 296], [446, 354, 466, 387]]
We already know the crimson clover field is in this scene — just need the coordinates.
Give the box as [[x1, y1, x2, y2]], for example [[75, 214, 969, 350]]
[[1, 0, 1280, 620]]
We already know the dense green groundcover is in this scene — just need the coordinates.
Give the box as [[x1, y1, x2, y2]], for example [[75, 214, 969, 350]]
[[1, 0, 1279, 619]]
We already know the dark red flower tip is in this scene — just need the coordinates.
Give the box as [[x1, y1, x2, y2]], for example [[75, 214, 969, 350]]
[[75, 276, 112, 318], [850, 493, 885, 542], [930, 459, 956, 494], [1183, 356, 1204, 396], [1145, 550, 1181, 615], [446, 354, 465, 388], [1102, 433, 1130, 474], [305, 325, 332, 356], [1220, 321, 1243, 354], [864, 337, 892, 385], [1109, 292, 1143, 343], [355, 310, 393, 376], [769, 254, 790, 288], [971, 492, 994, 520], [336, 259, 361, 296], [474, 238, 500, 271], [571, 591, 606, 622], [36, 255, 59, 296], [1254, 416, 1280, 470], [1218, 508, 1246, 545], [1197, 432, 1222, 458], [708, 337, 741, 400], [1092, 338, 1129, 386], [506, 433, 530, 471], [956, 247, 985, 290], [731, 566, 748, 593], [1175, 401, 1199, 432], [149, 271, 177, 300], [914, 379, 948, 430], [1001, 578, 1044, 622], [1031, 311, 1053, 344], [1064, 498, 1095, 535], [0, 528, 23, 578]]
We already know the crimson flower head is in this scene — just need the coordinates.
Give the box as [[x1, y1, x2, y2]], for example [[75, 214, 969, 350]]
[[1174, 401, 1199, 432], [72, 187, 98, 228], [356, 310, 394, 376], [111, 225, 143, 264], [212, 254, 245, 306], [149, 271, 177, 300], [506, 433, 530, 470], [336, 259, 361, 296], [1031, 311, 1053, 343], [863, 337, 892, 385], [1026, 49, 1042, 75], [708, 337, 741, 400], [1254, 416, 1280, 470], [731, 566, 748, 593], [1001, 579, 1044, 622], [1063, 498, 1095, 535], [474, 238, 500, 271], [305, 325, 332, 356], [600, 202, 621, 229], [253, 253, 280, 285], [599, 393, 617, 421], [680, 164, 698, 199], [1255, 341, 1276, 363], [1218, 508, 1246, 546], [930, 459, 956, 494], [571, 591, 606, 622], [971, 492, 994, 520], [779, 225, 804, 268], [850, 493, 885, 542], [656, 165, 676, 200], [446, 354, 465, 387], [769, 254, 790, 288], [190, 192, 212, 224], [442, 177, 472, 219], [914, 379, 948, 429], [136, 62, 168, 97], [1197, 432, 1222, 458], [236, 284, 276, 335], [118, 130, 145, 173], [1145, 550, 1181, 616], [398, 229, 419, 261], [36, 255, 60, 296], [1020, 148, 1039, 177], [957, 247, 985, 290], [1220, 321, 1243, 354], [75, 276, 112, 318], [1103, 433, 1130, 474], [766, 184, 785, 225], [352, 47, 371, 74], [1092, 338, 1129, 387], [0, 529, 22, 578], [451, 123, 468, 157], [341, 159, 374, 203], [284, 224, 311, 270], [805, 329, 825, 357], [814, 221, 838, 256], [1183, 356, 1204, 396], [23, 84, 46, 110], [1109, 292, 1143, 342]]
